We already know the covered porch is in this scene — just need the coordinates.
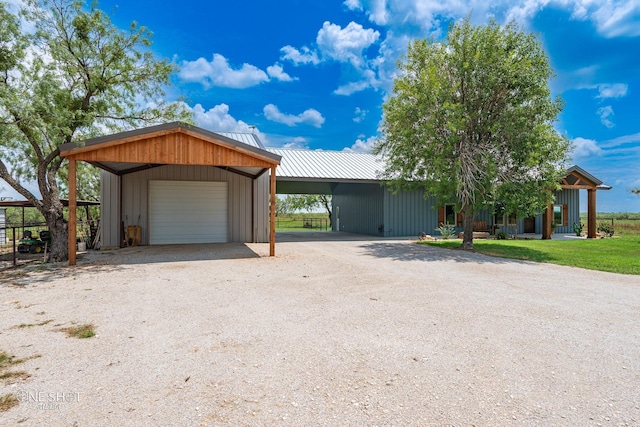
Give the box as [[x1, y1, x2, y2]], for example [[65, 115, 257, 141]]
[[541, 165, 611, 239]]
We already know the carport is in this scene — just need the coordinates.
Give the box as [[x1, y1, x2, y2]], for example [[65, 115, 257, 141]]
[[60, 122, 281, 265]]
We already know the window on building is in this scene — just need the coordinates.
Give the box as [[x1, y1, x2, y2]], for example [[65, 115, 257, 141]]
[[444, 204, 456, 226], [553, 205, 563, 226]]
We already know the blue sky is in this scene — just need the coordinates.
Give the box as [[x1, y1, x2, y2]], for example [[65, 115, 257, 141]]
[[3, 0, 640, 212]]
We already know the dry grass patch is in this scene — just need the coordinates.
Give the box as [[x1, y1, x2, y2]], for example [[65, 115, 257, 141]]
[[0, 393, 19, 412], [60, 323, 96, 339], [0, 371, 30, 384], [16, 319, 52, 328]]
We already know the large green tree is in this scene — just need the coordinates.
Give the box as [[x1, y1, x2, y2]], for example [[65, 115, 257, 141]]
[[376, 18, 570, 249], [0, 0, 190, 261]]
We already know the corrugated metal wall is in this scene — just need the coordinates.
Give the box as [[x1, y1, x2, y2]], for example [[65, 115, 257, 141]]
[[254, 173, 270, 243], [553, 189, 580, 234], [332, 183, 384, 235], [101, 165, 270, 247], [100, 171, 121, 248], [383, 189, 440, 237], [0, 209, 5, 244]]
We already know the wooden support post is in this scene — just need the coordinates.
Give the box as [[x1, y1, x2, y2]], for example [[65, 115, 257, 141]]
[[588, 188, 597, 238], [541, 203, 553, 240], [68, 158, 77, 266], [269, 165, 276, 256]]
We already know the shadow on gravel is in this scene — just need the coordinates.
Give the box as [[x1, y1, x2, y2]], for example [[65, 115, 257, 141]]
[[0, 243, 261, 286], [359, 241, 540, 265], [276, 231, 396, 242], [83, 243, 261, 266]]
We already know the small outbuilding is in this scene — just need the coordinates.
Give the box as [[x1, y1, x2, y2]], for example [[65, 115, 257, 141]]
[[60, 122, 281, 265]]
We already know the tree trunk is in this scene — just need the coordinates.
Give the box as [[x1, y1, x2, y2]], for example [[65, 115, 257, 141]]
[[43, 202, 68, 263], [461, 207, 474, 250]]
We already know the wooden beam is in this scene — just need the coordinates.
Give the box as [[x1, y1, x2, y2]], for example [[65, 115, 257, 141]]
[[588, 189, 597, 238], [541, 203, 553, 239], [68, 134, 278, 168], [560, 184, 596, 190], [68, 158, 77, 266], [270, 166, 276, 256]]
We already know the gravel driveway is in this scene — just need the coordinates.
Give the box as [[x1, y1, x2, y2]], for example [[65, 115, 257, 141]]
[[1, 233, 639, 426]]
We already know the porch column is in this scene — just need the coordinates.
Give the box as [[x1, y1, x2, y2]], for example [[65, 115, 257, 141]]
[[541, 203, 553, 240], [587, 188, 597, 238], [68, 158, 77, 266], [269, 165, 276, 256]]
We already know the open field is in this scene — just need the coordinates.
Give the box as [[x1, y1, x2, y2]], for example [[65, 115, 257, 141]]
[[580, 213, 640, 237], [1, 234, 638, 425]]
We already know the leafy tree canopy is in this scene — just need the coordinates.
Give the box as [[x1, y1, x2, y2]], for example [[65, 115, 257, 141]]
[[0, 0, 191, 261], [376, 18, 570, 249]]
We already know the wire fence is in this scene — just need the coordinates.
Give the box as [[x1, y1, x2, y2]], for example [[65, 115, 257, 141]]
[[275, 217, 330, 231], [0, 220, 99, 270]]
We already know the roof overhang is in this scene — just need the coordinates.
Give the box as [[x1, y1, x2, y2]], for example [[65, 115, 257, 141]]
[[59, 122, 281, 179], [561, 165, 610, 190]]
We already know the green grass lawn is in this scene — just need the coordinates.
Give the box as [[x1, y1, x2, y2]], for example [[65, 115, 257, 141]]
[[421, 236, 640, 275]]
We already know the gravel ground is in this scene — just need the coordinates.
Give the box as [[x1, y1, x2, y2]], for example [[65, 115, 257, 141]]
[[1, 232, 639, 426]]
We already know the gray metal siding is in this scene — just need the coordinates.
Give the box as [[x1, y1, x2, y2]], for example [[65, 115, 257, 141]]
[[100, 171, 121, 248], [101, 165, 268, 246], [332, 183, 384, 235], [255, 174, 270, 243], [553, 189, 580, 234], [0, 208, 5, 244], [384, 189, 440, 237]]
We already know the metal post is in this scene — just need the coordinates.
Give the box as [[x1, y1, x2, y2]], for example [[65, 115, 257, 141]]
[[12, 227, 16, 268]]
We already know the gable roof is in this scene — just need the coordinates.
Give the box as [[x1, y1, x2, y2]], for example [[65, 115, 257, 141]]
[[266, 148, 383, 182], [59, 122, 280, 178], [566, 165, 611, 190]]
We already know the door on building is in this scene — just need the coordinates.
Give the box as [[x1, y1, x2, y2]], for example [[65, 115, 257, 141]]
[[523, 216, 536, 233]]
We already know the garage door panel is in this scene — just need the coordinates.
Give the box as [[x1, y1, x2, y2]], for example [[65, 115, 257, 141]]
[[149, 181, 228, 244]]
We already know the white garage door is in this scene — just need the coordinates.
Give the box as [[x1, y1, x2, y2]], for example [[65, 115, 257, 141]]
[[149, 180, 228, 244]]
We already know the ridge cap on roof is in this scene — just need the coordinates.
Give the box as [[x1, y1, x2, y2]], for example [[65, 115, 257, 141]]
[[267, 147, 376, 155]]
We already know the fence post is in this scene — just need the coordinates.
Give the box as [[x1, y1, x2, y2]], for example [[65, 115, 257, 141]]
[[12, 227, 16, 268]]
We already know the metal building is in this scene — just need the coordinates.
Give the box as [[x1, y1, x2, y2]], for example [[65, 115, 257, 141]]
[[269, 148, 610, 239], [61, 122, 280, 264]]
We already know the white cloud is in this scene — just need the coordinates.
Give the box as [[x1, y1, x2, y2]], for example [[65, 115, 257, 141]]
[[316, 21, 380, 68], [590, 1, 640, 37], [283, 137, 310, 149], [597, 106, 615, 128], [178, 53, 269, 89], [507, 0, 640, 38], [353, 107, 368, 123], [343, 0, 362, 11], [263, 104, 325, 128], [600, 132, 640, 149], [343, 135, 377, 153], [596, 83, 628, 99], [570, 137, 604, 159], [280, 45, 320, 65], [188, 103, 252, 132], [186, 103, 272, 145], [266, 63, 297, 82], [347, 1, 640, 39]]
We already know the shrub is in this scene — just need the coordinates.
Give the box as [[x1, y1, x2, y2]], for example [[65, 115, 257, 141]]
[[495, 231, 507, 240], [434, 224, 456, 240], [573, 221, 584, 237], [597, 222, 614, 237]]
